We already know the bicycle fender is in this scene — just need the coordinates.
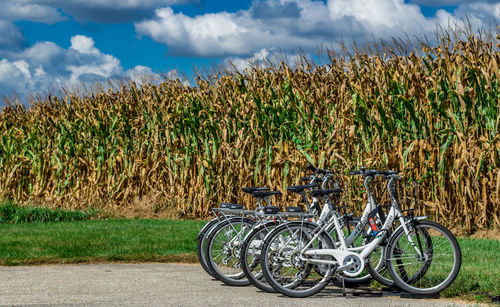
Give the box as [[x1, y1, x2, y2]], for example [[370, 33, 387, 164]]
[[205, 216, 255, 239], [242, 220, 279, 243]]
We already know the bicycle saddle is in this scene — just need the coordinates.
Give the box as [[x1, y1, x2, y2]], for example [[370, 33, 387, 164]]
[[350, 169, 398, 177], [310, 188, 342, 197], [252, 190, 282, 198], [242, 187, 270, 194], [287, 183, 317, 193]]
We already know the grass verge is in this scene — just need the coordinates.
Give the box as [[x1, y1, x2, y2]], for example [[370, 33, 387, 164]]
[[0, 202, 98, 223], [0, 219, 205, 265], [442, 237, 500, 302]]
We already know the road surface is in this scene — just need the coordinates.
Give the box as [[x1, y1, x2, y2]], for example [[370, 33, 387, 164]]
[[0, 263, 467, 306]]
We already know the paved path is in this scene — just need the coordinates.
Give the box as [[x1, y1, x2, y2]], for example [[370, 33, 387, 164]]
[[0, 263, 467, 306]]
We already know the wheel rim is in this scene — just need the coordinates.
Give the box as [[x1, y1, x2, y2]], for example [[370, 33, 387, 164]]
[[209, 221, 251, 280], [262, 225, 333, 294], [387, 223, 459, 292]]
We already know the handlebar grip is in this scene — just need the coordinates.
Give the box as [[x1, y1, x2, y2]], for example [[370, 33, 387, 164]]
[[349, 171, 361, 175], [300, 176, 311, 182]]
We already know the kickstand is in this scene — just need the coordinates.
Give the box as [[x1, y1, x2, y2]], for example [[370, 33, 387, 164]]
[[341, 275, 346, 297]]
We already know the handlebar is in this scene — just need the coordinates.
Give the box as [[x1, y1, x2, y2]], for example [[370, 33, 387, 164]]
[[307, 163, 334, 175], [349, 167, 398, 178]]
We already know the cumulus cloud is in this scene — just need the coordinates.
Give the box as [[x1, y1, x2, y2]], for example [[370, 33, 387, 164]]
[[250, 1, 301, 19], [0, 1, 66, 24], [453, 2, 500, 23], [8, 0, 200, 23], [0, 35, 156, 100], [0, 21, 25, 50], [328, 0, 432, 35], [409, 0, 499, 7], [136, 0, 499, 58], [66, 36, 122, 82], [228, 48, 271, 71], [0, 59, 31, 93], [135, 1, 358, 57]]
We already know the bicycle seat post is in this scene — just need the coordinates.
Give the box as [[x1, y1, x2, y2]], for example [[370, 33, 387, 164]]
[[298, 191, 312, 211], [363, 175, 376, 208], [256, 198, 263, 209], [265, 196, 272, 207]]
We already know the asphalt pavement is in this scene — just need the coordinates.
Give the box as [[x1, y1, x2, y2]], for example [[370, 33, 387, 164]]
[[0, 263, 468, 306]]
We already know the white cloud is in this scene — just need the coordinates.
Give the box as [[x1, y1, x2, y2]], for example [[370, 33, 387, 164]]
[[70, 35, 100, 55], [135, 2, 348, 57], [7, 0, 200, 23], [126, 65, 158, 84], [328, 0, 432, 35], [409, 0, 500, 7], [229, 48, 271, 71], [136, 0, 499, 58], [0, 21, 25, 50], [0, 1, 66, 24], [0, 59, 31, 94], [42, 0, 198, 10], [453, 2, 500, 22], [0, 35, 156, 99]]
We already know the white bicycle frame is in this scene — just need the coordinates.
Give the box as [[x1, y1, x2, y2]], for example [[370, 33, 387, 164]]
[[300, 175, 425, 277]]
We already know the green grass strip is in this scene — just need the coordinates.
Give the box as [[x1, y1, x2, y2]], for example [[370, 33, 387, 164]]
[[442, 237, 500, 302], [0, 219, 205, 265], [0, 202, 98, 223]]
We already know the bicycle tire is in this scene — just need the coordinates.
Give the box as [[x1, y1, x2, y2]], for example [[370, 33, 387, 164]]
[[197, 216, 226, 278], [385, 220, 461, 294], [240, 220, 279, 293], [205, 217, 255, 286], [260, 221, 336, 298]]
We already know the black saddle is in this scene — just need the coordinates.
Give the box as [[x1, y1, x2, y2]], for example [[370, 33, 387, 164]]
[[219, 203, 245, 209], [287, 183, 317, 193], [286, 206, 303, 213], [242, 187, 270, 194], [252, 190, 282, 198], [310, 188, 342, 198]]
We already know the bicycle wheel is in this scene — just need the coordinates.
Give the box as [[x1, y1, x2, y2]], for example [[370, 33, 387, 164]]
[[197, 217, 225, 278], [366, 224, 433, 288], [260, 221, 335, 298], [385, 220, 461, 294], [240, 220, 279, 293], [205, 217, 255, 286]]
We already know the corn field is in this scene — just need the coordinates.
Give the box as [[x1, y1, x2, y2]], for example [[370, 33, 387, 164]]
[[0, 32, 499, 233]]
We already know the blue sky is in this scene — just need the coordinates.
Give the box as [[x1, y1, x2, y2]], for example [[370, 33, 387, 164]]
[[0, 0, 499, 101]]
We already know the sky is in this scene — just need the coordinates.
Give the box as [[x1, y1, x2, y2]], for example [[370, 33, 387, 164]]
[[0, 0, 499, 101]]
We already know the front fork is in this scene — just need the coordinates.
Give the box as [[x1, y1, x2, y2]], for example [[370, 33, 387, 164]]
[[398, 215, 426, 259]]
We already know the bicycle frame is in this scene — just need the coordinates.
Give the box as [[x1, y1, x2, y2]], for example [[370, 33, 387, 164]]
[[298, 176, 424, 278]]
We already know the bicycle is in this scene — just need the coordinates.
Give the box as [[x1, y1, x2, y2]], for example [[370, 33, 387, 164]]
[[204, 188, 282, 286], [259, 170, 461, 297], [196, 187, 269, 279]]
